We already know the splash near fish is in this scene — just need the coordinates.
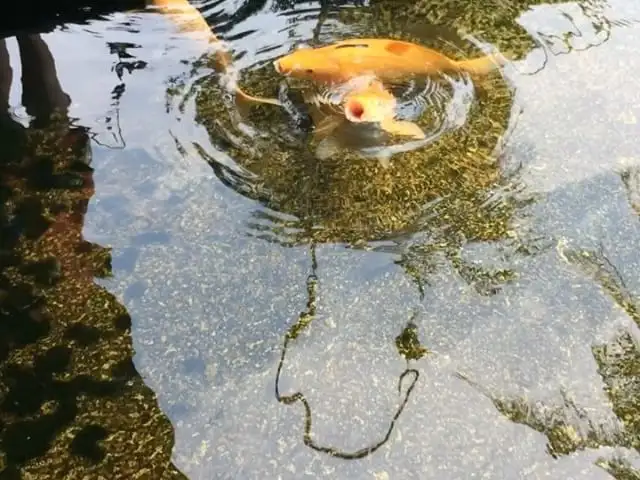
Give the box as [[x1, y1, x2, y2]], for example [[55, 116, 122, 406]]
[[341, 77, 425, 140], [302, 75, 431, 166], [273, 38, 506, 85]]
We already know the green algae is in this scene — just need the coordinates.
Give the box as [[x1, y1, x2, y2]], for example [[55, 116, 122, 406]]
[[192, 17, 517, 247], [395, 320, 430, 361], [456, 242, 640, 479]]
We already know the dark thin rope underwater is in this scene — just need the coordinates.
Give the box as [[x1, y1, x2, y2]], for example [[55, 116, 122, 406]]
[[274, 243, 420, 459]]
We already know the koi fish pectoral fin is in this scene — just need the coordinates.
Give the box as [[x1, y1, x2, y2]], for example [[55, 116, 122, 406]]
[[379, 118, 426, 139], [315, 136, 342, 160], [234, 88, 283, 118], [233, 93, 255, 120], [311, 115, 349, 160], [238, 91, 283, 107], [377, 156, 391, 169], [311, 115, 344, 142]]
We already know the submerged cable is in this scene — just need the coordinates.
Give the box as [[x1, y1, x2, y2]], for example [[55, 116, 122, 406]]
[[274, 243, 420, 459]]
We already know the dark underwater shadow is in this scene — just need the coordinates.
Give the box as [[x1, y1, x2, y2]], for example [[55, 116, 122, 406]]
[[0, 31, 186, 479]]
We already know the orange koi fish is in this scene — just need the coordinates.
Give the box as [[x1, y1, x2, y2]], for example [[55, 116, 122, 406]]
[[307, 75, 424, 140], [342, 77, 424, 139], [306, 75, 425, 164], [150, 2, 431, 146], [273, 38, 505, 84], [151, 0, 282, 108]]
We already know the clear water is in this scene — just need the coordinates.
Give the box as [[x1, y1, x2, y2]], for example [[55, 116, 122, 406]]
[[1, 0, 639, 478]]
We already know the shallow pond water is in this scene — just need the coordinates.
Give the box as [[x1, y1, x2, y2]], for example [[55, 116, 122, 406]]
[[1, 0, 639, 478]]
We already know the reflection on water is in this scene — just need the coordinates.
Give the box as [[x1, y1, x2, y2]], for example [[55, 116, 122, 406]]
[[456, 242, 640, 474], [0, 30, 185, 478], [1, 0, 640, 478]]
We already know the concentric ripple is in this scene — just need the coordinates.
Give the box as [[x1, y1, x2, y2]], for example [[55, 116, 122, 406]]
[[297, 70, 476, 159], [167, 5, 516, 244]]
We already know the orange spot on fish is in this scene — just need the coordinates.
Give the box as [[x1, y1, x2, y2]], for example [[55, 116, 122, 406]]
[[384, 41, 411, 56]]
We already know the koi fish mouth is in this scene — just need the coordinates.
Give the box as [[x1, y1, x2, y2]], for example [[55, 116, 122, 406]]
[[344, 98, 366, 122], [273, 60, 296, 76]]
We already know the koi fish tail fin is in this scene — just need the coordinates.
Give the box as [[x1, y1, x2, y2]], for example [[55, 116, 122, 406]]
[[379, 118, 426, 140], [455, 53, 507, 77], [151, 0, 214, 38]]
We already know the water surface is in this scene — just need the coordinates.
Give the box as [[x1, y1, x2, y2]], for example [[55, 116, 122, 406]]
[[1, 0, 639, 478]]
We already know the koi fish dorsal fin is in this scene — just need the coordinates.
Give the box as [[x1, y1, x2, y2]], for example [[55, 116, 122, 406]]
[[384, 41, 412, 56]]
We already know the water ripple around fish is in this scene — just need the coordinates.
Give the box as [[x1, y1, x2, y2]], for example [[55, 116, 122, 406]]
[[167, 2, 517, 245]]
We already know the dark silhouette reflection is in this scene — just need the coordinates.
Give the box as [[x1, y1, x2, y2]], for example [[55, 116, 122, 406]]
[[0, 33, 186, 478], [0, 1, 146, 38], [455, 243, 640, 479], [201, 0, 363, 36], [274, 244, 426, 459]]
